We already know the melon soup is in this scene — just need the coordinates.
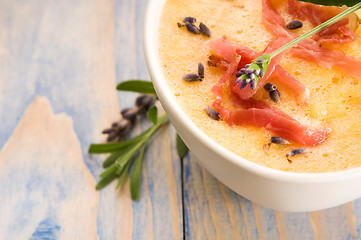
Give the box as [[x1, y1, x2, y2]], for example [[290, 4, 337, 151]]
[[158, 0, 361, 173]]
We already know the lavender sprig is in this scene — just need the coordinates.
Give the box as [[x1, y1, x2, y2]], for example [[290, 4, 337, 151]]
[[89, 80, 189, 201], [236, 2, 361, 90], [236, 55, 271, 89]]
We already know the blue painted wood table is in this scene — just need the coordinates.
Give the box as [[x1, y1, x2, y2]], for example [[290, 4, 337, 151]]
[[1, 0, 361, 239]]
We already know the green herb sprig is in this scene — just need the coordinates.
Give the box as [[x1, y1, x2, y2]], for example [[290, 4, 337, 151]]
[[89, 80, 189, 200], [299, 0, 360, 7], [236, 1, 361, 89]]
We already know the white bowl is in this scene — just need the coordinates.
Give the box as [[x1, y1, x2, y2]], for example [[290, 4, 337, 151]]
[[143, 0, 361, 212]]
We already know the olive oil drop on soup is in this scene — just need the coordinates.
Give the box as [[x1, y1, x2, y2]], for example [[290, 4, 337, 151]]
[[158, 0, 361, 173]]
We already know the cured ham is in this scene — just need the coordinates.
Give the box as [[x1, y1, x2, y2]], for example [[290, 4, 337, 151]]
[[209, 37, 328, 146], [293, 40, 361, 80], [262, 0, 289, 37], [205, 0, 361, 147], [287, 0, 356, 44], [208, 37, 310, 103], [270, 66, 310, 104], [214, 98, 329, 147], [231, 37, 290, 100], [262, 0, 361, 81]]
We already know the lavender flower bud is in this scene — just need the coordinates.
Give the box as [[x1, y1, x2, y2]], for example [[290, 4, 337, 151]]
[[183, 73, 201, 82], [286, 20, 303, 30], [286, 148, 309, 158], [121, 108, 138, 124], [114, 119, 131, 133], [136, 95, 155, 111], [185, 22, 201, 34], [205, 107, 220, 120], [198, 62, 205, 79], [264, 83, 277, 92], [250, 79, 256, 89], [269, 89, 281, 103], [107, 131, 118, 142], [236, 55, 271, 90], [199, 22, 211, 37], [240, 80, 249, 89], [259, 69, 264, 77], [246, 69, 254, 74], [102, 128, 114, 134], [270, 137, 290, 145], [183, 17, 196, 24]]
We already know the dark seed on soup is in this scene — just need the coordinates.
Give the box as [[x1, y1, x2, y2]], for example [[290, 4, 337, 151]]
[[185, 22, 201, 34], [269, 89, 281, 103], [198, 62, 205, 79], [264, 82, 277, 92], [286, 148, 309, 158], [270, 137, 290, 145], [183, 73, 202, 82], [199, 22, 211, 37], [205, 107, 220, 120], [183, 16, 197, 24], [286, 20, 303, 30]]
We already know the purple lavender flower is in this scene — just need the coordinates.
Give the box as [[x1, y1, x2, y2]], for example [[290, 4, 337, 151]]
[[235, 55, 271, 90]]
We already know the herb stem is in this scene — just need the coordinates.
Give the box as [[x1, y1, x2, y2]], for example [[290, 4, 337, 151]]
[[113, 114, 168, 168], [269, 2, 361, 58], [143, 114, 168, 139], [95, 114, 168, 190]]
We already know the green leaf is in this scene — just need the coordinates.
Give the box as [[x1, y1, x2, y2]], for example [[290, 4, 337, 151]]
[[147, 106, 158, 125], [92, 113, 168, 196], [88, 128, 152, 153], [96, 172, 118, 190], [99, 139, 145, 180], [97, 161, 131, 190], [96, 165, 118, 190], [116, 162, 131, 189], [110, 141, 145, 176], [297, 0, 360, 7], [116, 80, 156, 95], [97, 142, 141, 189], [130, 147, 145, 201], [103, 151, 123, 168], [99, 163, 119, 178], [102, 143, 141, 168], [176, 133, 189, 159], [89, 140, 138, 154]]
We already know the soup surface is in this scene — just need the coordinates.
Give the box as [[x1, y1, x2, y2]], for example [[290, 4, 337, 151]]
[[158, 0, 361, 173]]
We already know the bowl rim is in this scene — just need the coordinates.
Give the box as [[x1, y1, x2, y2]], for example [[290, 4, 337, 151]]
[[143, 0, 361, 184]]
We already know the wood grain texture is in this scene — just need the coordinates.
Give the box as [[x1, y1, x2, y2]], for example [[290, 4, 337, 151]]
[[2, 0, 361, 239], [0, 97, 98, 239], [114, 0, 183, 238], [0, 0, 182, 239], [183, 153, 361, 240]]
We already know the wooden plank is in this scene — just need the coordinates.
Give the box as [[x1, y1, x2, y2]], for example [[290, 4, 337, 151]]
[[274, 212, 315, 240], [0, 0, 183, 239], [4, 0, 361, 239], [352, 199, 361, 239], [184, 153, 261, 240], [114, 0, 183, 238], [183, 153, 361, 239], [310, 203, 358, 240], [0, 97, 99, 239]]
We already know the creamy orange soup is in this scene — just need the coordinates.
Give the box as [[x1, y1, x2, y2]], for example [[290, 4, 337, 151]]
[[158, 0, 361, 173]]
